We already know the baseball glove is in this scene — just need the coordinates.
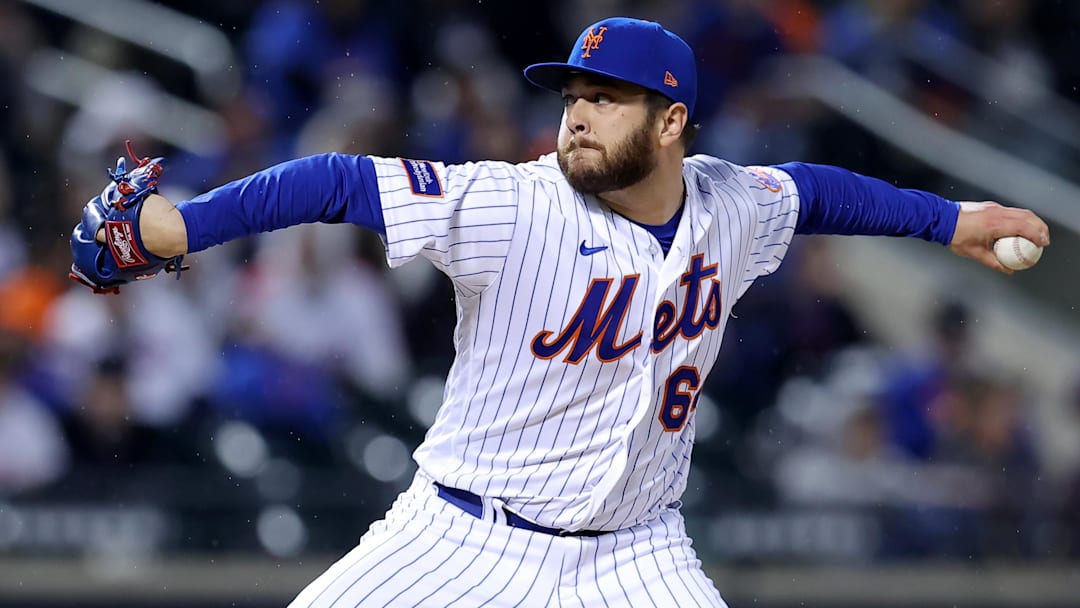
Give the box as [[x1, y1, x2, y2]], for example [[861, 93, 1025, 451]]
[[69, 141, 186, 294]]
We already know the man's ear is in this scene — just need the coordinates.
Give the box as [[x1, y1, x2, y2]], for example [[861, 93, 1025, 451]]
[[658, 103, 689, 148]]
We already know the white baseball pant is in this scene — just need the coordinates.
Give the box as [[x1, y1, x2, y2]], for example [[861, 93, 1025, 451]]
[[289, 471, 728, 607]]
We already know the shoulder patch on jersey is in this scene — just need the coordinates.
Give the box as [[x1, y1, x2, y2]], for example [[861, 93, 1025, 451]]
[[399, 158, 444, 197], [746, 166, 782, 193]]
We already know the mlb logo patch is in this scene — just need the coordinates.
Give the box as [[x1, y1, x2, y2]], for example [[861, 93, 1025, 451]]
[[400, 158, 444, 197]]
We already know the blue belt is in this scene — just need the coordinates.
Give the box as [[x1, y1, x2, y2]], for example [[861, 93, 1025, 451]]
[[434, 482, 606, 537]]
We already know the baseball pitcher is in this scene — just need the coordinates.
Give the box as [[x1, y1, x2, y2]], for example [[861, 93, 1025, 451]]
[[69, 17, 1049, 608]]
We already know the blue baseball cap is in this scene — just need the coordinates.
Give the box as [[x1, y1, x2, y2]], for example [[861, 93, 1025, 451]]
[[524, 17, 698, 118]]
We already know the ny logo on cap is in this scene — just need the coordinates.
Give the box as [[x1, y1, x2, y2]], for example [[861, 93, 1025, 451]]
[[580, 26, 607, 58]]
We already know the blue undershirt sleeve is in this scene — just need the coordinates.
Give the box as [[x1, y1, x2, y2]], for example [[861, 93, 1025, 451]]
[[775, 162, 960, 246], [177, 153, 385, 253]]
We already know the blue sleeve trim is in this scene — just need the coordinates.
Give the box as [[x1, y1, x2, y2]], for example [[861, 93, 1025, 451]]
[[357, 155, 386, 235], [177, 153, 385, 253], [776, 162, 960, 246]]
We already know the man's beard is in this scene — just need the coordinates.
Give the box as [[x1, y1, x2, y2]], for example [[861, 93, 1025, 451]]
[[557, 119, 658, 195]]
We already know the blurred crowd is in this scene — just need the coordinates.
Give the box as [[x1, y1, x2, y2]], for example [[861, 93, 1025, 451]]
[[1, 0, 1079, 562]]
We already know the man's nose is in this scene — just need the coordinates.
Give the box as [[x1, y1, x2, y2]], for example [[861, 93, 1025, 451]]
[[564, 100, 590, 134]]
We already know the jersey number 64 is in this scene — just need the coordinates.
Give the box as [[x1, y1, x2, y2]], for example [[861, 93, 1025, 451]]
[[659, 366, 701, 432]]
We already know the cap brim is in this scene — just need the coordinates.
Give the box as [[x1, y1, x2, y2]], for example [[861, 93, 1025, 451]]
[[523, 62, 638, 95]]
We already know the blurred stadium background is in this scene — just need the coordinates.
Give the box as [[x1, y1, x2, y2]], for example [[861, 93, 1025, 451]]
[[1, 0, 1079, 606]]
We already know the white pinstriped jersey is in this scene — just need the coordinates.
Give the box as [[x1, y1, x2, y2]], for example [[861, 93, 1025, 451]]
[[373, 153, 798, 532]]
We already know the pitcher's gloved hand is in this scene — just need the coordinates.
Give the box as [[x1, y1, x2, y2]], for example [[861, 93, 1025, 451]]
[[69, 140, 186, 294]]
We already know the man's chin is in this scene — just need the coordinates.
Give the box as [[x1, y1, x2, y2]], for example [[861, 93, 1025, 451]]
[[563, 171, 610, 195], [559, 152, 609, 193]]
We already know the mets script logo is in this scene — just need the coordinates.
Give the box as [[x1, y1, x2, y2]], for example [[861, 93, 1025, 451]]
[[580, 26, 607, 58], [531, 255, 723, 364]]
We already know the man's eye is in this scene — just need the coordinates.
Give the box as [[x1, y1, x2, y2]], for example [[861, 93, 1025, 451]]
[[594, 93, 613, 104], [562, 95, 576, 106]]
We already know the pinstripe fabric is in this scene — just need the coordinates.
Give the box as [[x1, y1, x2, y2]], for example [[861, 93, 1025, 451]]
[[289, 472, 727, 607], [289, 473, 560, 607]]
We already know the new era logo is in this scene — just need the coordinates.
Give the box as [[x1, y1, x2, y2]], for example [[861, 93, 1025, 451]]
[[663, 71, 678, 87]]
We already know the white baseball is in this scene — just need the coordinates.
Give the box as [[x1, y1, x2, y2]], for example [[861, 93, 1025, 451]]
[[993, 236, 1042, 270]]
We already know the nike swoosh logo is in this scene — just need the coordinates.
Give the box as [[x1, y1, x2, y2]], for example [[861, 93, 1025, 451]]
[[579, 241, 608, 256]]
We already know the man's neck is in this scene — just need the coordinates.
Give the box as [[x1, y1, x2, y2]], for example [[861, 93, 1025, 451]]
[[598, 159, 685, 226]]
